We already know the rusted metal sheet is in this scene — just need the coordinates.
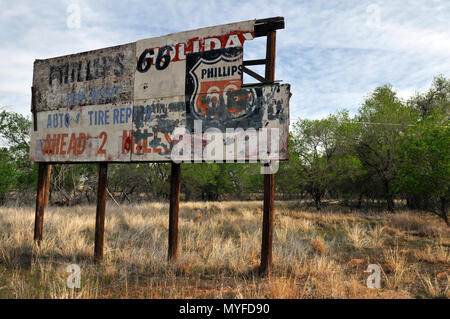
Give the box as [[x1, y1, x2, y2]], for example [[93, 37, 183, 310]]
[[30, 19, 290, 163]]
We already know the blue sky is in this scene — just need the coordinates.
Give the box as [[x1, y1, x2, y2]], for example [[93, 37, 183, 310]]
[[0, 0, 449, 122]]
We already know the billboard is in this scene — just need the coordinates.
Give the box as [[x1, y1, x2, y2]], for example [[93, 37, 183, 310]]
[[30, 19, 290, 163]]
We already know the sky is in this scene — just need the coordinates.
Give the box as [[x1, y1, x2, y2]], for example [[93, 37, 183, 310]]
[[0, 0, 449, 122]]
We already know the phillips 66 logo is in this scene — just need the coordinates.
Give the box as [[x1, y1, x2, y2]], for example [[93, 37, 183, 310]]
[[185, 46, 258, 132]]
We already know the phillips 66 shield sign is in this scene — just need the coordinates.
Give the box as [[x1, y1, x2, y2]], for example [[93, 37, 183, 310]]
[[30, 19, 290, 163]]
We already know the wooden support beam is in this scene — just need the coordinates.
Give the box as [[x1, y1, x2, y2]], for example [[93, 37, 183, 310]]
[[259, 30, 277, 277], [44, 165, 52, 208], [34, 163, 52, 244], [243, 59, 266, 66], [260, 171, 275, 276], [254, 17, 285, 37], [242, 66, 270, 84], [265, 31, 277, 82], [168, 163, 181, 261], [94, 163, 108, 263], [31, 86, 37, 131], [242, 82, 281, 88]]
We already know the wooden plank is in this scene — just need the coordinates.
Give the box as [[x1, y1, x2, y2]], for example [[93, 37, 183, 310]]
[[255, 16, 284, 24], [242, 66, 270, 83], [260, 171, 275, 276], [168, 163, 181, 261], [44, 165, 52, 208], [30, 104, 133, 162], [34, 163, 51, 243], [254, 17, 285, 37], [94, 163, 108, 263], [265, 31, 277, 82], [31, 86, 37, 131], [259, 30, 277, 277], [30, 18, 290, 164], [33, 43, 136, 113], [132, 84, 290, 163], [243, 59, 266, 66], [134, 20, 254, 101]]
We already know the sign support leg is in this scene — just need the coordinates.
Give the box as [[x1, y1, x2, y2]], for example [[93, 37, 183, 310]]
[[260, 171, 275, 276], [259, 30, 277, 277], [168, 163, 181, 261], [94, 163, 108, 263], [34, 163, 51, 244], [44, 164, 52, 207]]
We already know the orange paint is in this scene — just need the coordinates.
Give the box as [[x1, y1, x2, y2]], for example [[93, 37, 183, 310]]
[[67, 133, 77, 154], [42, 133, 87, 156]]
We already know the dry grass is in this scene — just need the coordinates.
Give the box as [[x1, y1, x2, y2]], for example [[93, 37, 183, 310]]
[[311, 237, 326, 255], [415, 245, 450, 264], [0, 201, 448, 299]]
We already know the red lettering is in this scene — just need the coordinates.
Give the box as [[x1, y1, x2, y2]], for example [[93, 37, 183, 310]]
[[164, 133, 172, 152], [43, 134, 52, 154], [122, 129, 134, 154], [143, 138, 151, 153], [59, 133, 68, 155], [97, 131, 107, 155], [77, 133, 86, 155], [135, 139, 143, 154], [67, 133, 77, 154], [51, 134, 60, 155], [144, 31, 254, 64]]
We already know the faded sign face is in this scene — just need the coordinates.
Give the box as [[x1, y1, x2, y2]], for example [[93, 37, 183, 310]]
[[30, 104, 132, 162], [133, 20, 254, 101], [30, 19, 290, 163], [33, 43, 136, 112]]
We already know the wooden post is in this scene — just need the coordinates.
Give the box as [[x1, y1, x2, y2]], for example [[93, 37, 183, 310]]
[[259, 30, 277, 277], [94, 163, 108, 263], [34, 163, 52, 244], [44, 165, 52, 208], [168, 162, 181, 261]]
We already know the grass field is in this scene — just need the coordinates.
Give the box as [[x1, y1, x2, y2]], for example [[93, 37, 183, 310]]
[[0, 201, 448, 298]]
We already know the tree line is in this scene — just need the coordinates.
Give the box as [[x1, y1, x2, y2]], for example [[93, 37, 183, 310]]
[[0, 76, 448, 224]]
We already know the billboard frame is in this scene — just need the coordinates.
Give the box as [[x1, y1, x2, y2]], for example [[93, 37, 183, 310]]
[[32, 16, 285, 277]]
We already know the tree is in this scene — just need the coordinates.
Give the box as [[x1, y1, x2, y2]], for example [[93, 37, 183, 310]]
[[49, 164, 97, 205], [409, 75, 449, 119], [276, 134, 305, 199], [292, 112, 356, 210], [181, 162, 244, 201], [397, 117, 449, 225], [397, 79, 449, 225], [329, 153, 366, 207], [354, 85, 414, 211], [0, 110, 36, 197], [0, 110, 31, 163], [402, 75, 449, 210], [0, 148, 18, 204]]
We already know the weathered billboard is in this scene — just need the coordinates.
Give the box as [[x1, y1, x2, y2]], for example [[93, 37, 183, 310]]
[[30, 20, 290, 162]]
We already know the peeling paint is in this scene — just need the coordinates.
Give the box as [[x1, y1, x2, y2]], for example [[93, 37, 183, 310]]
[[30, 19, 290, 163]]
